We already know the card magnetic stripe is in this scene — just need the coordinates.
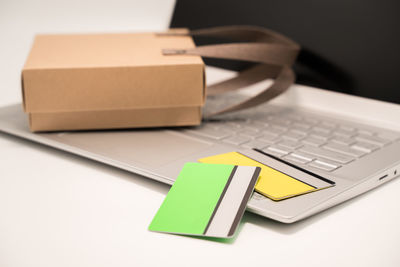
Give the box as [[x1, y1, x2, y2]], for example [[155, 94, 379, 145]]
[[204, 165, 260, 237]]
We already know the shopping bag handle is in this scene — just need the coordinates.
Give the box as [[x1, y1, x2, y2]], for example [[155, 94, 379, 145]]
[[159, 26, 300, 117]]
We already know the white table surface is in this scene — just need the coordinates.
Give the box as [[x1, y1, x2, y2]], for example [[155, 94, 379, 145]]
[[1, 1, 400, 266]]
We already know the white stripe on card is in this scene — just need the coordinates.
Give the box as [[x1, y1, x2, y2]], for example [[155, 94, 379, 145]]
[[205, 166, 259, 237]]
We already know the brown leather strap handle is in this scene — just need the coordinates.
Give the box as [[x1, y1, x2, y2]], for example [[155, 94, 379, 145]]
[[164, 43, 298, 66], [160, 26, 300, 117], [163, 25, 297, 45]]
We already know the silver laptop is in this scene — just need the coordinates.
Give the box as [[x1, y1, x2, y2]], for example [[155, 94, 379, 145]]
[[1, 70, 399, 223]]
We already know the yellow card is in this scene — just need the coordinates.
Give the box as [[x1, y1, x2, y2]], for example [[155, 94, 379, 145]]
[[199, 151, 326, 201]]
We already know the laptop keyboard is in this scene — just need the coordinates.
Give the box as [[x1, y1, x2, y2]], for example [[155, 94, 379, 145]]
[[185, 105, 400, 173]]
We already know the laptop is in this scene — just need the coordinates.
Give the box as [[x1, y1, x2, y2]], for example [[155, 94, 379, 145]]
[[1, 68, 400, 223], [1, 1, 399, 223]]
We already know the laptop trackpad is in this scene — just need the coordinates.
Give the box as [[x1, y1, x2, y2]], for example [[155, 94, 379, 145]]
[[42, 130, 213, 168]]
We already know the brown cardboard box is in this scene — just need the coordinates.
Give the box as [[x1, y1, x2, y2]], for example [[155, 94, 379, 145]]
[[21, 30, 205, 132]]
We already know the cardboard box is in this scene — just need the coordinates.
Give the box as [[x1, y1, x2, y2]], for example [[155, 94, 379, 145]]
[[21, 30, 205, 132]]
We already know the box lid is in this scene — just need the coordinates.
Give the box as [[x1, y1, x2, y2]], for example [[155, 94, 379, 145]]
[[22, 31, 205, 113]]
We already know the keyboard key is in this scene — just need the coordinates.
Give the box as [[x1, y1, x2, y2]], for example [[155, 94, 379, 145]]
[[277, 140, 303, 149], [241, 140, 270, 149], [358, 129, 375, 136], [332, 129, 355, 138], [320, 121, 337, 128], [264, 115, 277, 121], [242, 121, 266, 131], [252, 120, 270, 126], [315, 158, 341, 167], [239, 129, 263, 138], [205, 122, 231, 131], [189, 128, 231, 140], [339, 125, 356, 132], [216, 125, 239, 132], [257, 134, 281, 143], [308, 160, 339, 172], [284, 114, 303, 121], [289, 126, 308, 134], [263, 127, 287, 136], [290, 152, 315, 162], [242, 125, 262, 132], [222, 135, 251, 145], [202, 122, 219, 129], [301, 137, 326, 146], [331, 136, 356, 145], [299, 145, 354, 164], [260, 149, 287, 158], [313, 125, 332, 133], [351, 141, 380, 153], [268, 118, 292, 126], [210, 122, 239, 131], [310, 131, 332, 140], [282, 131, 306, 141], [263, 145, 292, 155], [355, 134, 390, 146], [284, 154, 311, 164], [225, 122, 243, 128], [323, 142, 366, 157], [303, 118, 319, 125], [293, 122, 312, 129]]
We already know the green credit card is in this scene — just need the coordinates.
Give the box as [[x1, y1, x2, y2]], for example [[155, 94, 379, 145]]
[[149, 162, 260, 238]]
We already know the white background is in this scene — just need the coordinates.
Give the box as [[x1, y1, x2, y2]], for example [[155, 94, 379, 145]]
[[1, 1, 400, 266]]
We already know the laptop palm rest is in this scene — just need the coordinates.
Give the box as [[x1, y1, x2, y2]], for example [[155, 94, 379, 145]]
[[41, 129, 213, 169]]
